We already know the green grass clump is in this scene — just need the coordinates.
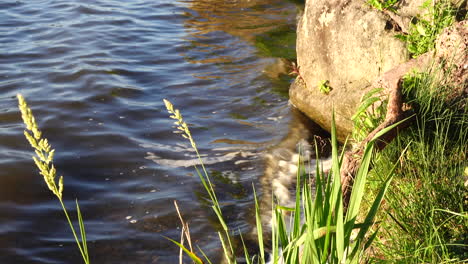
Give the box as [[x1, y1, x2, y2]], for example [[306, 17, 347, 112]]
[[367, 0, 400, 12], [17, 94, 90, 264], [351, 88, 388, 143], [363, 66, 467, 262], [164, 99, 403, 263], [395, 0, 459, 57]]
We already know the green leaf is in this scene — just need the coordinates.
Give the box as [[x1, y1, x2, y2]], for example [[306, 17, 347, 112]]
[[351, 97, 381, 121], [165, 237, 204, 264], [416, 24, 427, 36], [197, 245, 214, 264], [370, 116, 411, 142], [253, 185, 265, 263], [76, 200, 89, 263]]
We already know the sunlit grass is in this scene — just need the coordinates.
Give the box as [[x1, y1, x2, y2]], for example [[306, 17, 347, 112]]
[[164, 99, 401, 263], [395, 0, 459, 57], [363, 64, 467, 262]]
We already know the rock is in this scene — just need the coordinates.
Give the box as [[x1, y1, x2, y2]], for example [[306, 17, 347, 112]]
[[290, 0, 408, 142], [397, 0, 428, 19], [434, 20, 467, 97]]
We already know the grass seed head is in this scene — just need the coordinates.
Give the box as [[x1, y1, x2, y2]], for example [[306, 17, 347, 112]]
[[17, 94, 63, 199]]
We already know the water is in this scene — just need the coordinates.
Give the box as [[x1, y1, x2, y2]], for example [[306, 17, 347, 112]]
[[0, 0, 308, 263]]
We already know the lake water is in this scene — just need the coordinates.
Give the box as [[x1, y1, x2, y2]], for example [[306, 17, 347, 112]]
[[0, 0, 318, 263]]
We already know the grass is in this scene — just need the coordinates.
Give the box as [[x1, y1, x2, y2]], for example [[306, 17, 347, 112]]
[[367, 0, 399, 12], [17, 96, 398, 264], [163, 99, 403, 263], [351, 88, 388, 143], [17, 94, 90, 264], [367, 0, 461, 58], [361, 64, 467, 262], [15, 2, 465, 258], [350, 4, 467, 260], [17, 65, 466, 264], [395, 0, 459, 57]]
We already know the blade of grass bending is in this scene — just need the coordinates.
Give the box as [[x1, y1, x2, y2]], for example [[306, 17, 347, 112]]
[[370, 116, 412, 142], [165, 237, 204, 264], [76, 200, 89, 263]]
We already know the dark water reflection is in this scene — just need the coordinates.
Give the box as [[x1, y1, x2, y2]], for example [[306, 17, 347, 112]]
[[0, 0, 303, 263]]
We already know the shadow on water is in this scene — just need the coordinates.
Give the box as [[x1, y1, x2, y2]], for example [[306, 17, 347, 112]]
[[0, 0, 326, 263]]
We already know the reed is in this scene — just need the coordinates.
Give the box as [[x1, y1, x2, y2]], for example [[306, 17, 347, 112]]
[[17, 94, 90, 264]]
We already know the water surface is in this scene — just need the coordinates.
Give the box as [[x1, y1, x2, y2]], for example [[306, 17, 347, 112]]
[[0, 0, 303, 263]]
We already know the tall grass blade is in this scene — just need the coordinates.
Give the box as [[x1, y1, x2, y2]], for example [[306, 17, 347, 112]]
[[76, 200, 89, 263], [293, 153, 302, 239], [253, 185, 265, 264], [330, 112, 345, 260], [218, 232, 234, 264], [197, 245, 214, 264]]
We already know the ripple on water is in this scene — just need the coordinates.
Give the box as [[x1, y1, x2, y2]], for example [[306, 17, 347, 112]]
[[0, 0, 300, 263]]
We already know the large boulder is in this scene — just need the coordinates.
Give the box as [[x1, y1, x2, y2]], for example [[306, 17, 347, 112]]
[[290, 0, 409, 142]]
